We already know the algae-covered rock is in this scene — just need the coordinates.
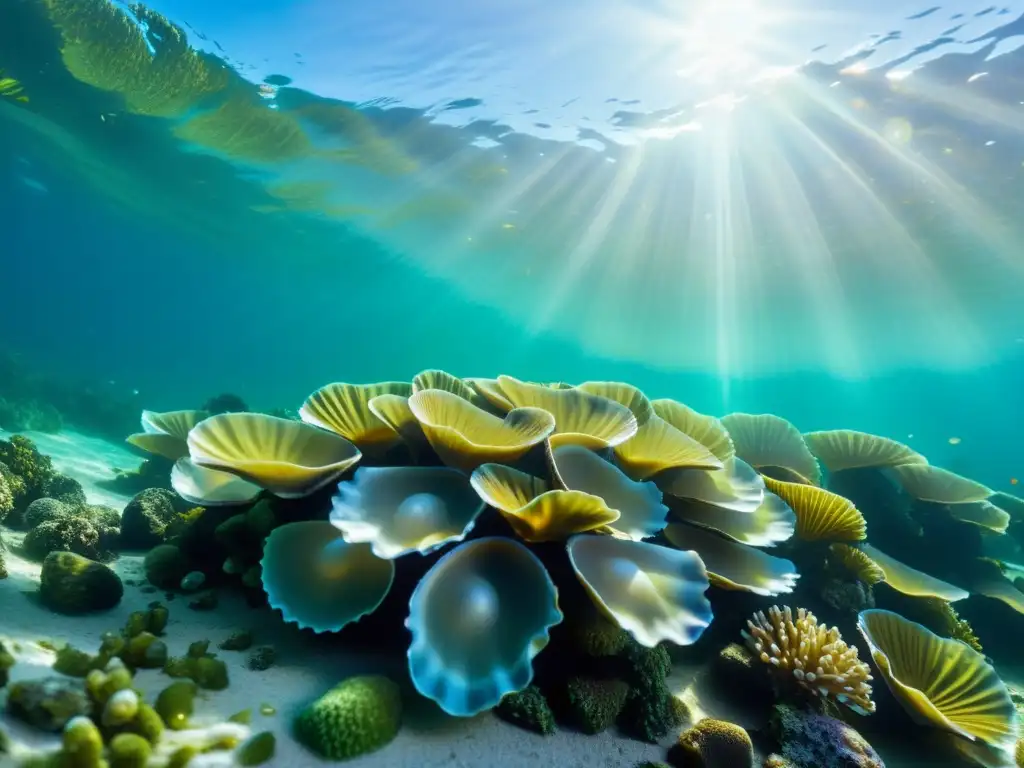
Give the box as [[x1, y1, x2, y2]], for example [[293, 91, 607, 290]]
[[0, 468, 14, 523], [294, 675, 402, 760], [24, 514, 104, 561], [155, 680, 198, 731], [39, 551, 124, 613], [237, 731, 276, 766], [6, 676, 91, 731], [619, 641, 682, 742], [247, 646, 275, 671], [61, 715, 104, 764], [0, 434, 56, 511], [121, 488, 178, 548], [770, 704, 884, 768], [571, 612, 631, 658], [109, 732, 152, 767], [672, 718, 754, 768], [144, 544, 188, 589], [24, 497, 70, 528], [45, 473, 87, 509], [0, 641, 13, 687], [562, 677, 629, 734], [495, 685, 556, 735], [219, 631, 252, 651]]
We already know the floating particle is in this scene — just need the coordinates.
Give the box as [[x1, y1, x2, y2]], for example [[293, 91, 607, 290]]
[[1011, 478, 1018, 486], [948, 437, 961, 445]]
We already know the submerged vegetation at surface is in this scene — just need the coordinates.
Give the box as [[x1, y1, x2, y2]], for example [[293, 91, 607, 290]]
[[0, 69, 28, 103]]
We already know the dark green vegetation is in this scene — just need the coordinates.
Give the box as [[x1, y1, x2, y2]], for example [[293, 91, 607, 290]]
[[1, 603, 274, 766]]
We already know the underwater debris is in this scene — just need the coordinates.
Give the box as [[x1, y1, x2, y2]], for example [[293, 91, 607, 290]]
[[293, 675, 402, 761], [743, 606, 875, 715], [495, 686, 556, 735], [672, 718, 754, 768]]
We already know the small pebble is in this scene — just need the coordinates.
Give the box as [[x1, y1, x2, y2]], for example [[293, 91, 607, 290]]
[[188, 591, 219, 611], [247, 646, 275, 671], [180, 571, 206, 592], [219, 631, 253, 652]]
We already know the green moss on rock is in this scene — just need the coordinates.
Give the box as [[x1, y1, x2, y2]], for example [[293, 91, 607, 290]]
[[24, 514, 106, 562], [143, 544, 188, 589], [237, 731, 276, 766], [39, 551, 123, 614], [121, 488, 178, 548], [109, 732, 152, 767], [563, 677, 629, 734], [495, 685, 556, 735], [294, 675, 402, 760], [672, 719, 754, 768], [6, 676, 91, 731]]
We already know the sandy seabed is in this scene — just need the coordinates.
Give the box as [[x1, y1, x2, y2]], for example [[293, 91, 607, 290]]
[[0, 429, 978, 767], [0, 429, 692, 767]]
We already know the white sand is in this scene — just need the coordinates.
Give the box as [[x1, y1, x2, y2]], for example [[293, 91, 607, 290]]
[[0, 428, 138, 511], [1, 430, 680, 767]]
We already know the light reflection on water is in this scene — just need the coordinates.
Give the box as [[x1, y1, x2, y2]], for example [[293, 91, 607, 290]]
[[1, 0, 1023, 377]]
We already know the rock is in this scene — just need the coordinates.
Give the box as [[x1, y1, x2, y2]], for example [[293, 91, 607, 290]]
[[672, 719, 754, 768], [180, 570, 206, 592], [121, 488, 178, 549], [771, 704, 884, 768], [23, 497, 70, 528], [44, 474, 87, 510], [6, 676, 91, 731], [23, 515, 103, 561], [39, 551, 124, 614], [0, 468, 14, 523], [144, 544, 188, 589]]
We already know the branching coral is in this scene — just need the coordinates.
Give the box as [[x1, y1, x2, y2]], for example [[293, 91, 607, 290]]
[[743, 606, 875, 715]]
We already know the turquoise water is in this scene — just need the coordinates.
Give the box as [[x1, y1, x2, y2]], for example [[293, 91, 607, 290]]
[[3, 3, 1024, 766], [2, 0, 1022, 493]]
